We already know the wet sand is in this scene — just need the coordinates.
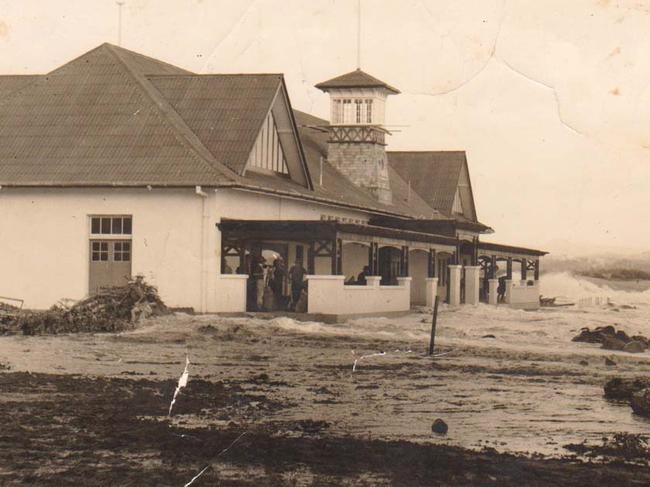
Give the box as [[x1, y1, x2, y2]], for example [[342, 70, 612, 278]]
[[1, 304, 650, 485]]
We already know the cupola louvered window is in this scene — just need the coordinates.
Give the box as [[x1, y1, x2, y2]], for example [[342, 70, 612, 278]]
[[332, 98, 373, 124]]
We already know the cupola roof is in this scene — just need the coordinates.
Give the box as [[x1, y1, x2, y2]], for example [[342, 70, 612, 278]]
[[315, 68, 400, 94]]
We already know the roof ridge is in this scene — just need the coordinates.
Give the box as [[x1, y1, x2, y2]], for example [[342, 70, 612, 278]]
[[103, 43, 194, 75], [104, 44, 241, 184], [0, 44, 113, 106]]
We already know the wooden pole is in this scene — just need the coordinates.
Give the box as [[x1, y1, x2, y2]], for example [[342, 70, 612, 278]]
[[428, 295, 439, 355]]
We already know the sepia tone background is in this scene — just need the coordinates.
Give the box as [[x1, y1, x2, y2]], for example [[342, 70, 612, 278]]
[[1, 0, 649, 254]]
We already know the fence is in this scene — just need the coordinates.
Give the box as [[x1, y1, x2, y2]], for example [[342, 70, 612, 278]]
[[576, 296, 611, 307]]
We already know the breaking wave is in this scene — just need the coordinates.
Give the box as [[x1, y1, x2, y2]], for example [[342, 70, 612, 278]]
[[541, 272, 650, 306]]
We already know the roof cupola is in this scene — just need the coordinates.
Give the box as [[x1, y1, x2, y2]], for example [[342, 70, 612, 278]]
[[315, 69, 399, 205]]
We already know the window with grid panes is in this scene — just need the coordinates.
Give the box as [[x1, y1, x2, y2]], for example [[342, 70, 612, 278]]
[[90, 216, 132, 235], [113, 241, 131, 262], [91, 241, 109, 261]]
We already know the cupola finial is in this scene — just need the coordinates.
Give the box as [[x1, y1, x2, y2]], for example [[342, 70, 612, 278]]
[[356, 0, 361, 69]]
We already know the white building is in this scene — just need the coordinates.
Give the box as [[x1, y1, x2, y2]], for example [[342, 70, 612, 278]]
[[0, 44, 546, 315]]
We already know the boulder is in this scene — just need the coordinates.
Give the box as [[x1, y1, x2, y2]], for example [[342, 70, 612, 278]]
[[623, 341, 647, 354], [432, 418, 448, 435], [631, 335, 649, 347], [615, 330, 631, 343], [631, 388, 650, 417], [598, 325, 616, 337], [604, 378, 650, 400], [572, 327, 605, 343], [601, 336, 627, 351], [572, 325, 617, 344], [605, 357, 617, 366]]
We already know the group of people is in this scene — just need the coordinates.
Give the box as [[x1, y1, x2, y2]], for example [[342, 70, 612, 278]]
[[243, 254, 307, 312], [345, 266, 370, 286]]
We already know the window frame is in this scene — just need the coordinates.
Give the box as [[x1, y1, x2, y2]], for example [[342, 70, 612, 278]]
[[91, 241, 109, 262], [365, 99, 373, 123], [89, 215, 133, 239], [113, 241, 131, 262]]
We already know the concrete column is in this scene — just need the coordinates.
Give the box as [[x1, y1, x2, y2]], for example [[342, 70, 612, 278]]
[[448, 265, 462, 306], [366, 276, 381, 288], [425, 277, 439, 307], [488, 278, 499, 305], [505, 279, 513, 304], [396, 277, 412, 291], [464, 266, 480, 306]]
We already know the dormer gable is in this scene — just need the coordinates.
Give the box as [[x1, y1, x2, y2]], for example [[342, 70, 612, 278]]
[[243, 80, 312, 188]]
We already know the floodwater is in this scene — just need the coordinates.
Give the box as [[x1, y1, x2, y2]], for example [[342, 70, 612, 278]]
[[2, 272, 650, 458]]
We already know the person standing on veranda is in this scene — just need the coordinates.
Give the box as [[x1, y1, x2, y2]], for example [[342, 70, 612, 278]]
[[289, 259, 306, 311]]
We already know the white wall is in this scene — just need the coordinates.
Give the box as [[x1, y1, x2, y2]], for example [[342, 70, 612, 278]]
[[214, 275, 247, 312], [0, 187, 205, 310], [0, 186, 370, 312], [213, 189, 367, 222], [306, 275, 411, 314], [506, 280, 540, 310]]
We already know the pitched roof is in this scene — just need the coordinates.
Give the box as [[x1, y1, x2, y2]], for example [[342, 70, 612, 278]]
[[387, 151, 468, 217], [148, 74, 283, 175], [0, 44, 462, 221], [0, 43, 233, 186], [0, 75, 41, 98], [315, 68, 400, 94]]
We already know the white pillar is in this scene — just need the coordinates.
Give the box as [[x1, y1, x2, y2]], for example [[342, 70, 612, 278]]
[[425, 277, 439, 307], [464, 266, 480, 306], [488, 278, 499, 305], [366, 276, 381, 288], [505, 279, 513, 304], [448, 265, 462, 306], [397, 276, 411, 291]]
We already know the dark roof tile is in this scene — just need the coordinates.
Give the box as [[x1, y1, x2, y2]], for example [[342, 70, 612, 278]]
[[0, 75, 41, 98], [387, 151, 465, 216], [0, 44, 470, 221], [148, 74, 282, 175], [315, 69, 400, 94], [0, 43, 231, 186]]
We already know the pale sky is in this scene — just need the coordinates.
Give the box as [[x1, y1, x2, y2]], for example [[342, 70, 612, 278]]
[[1, 0, 650, 255]]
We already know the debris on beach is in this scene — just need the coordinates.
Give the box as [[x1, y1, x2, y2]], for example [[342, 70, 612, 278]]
[[572, 325, 649, 353], [631, 389, 650, 417], [604, 378, 650, 401], [565, 433, 650, 463], [432, 418, 448, 435], [0, 301, 20, 313], [603, 377, 650, 417], [2, 276, 168, 335]]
